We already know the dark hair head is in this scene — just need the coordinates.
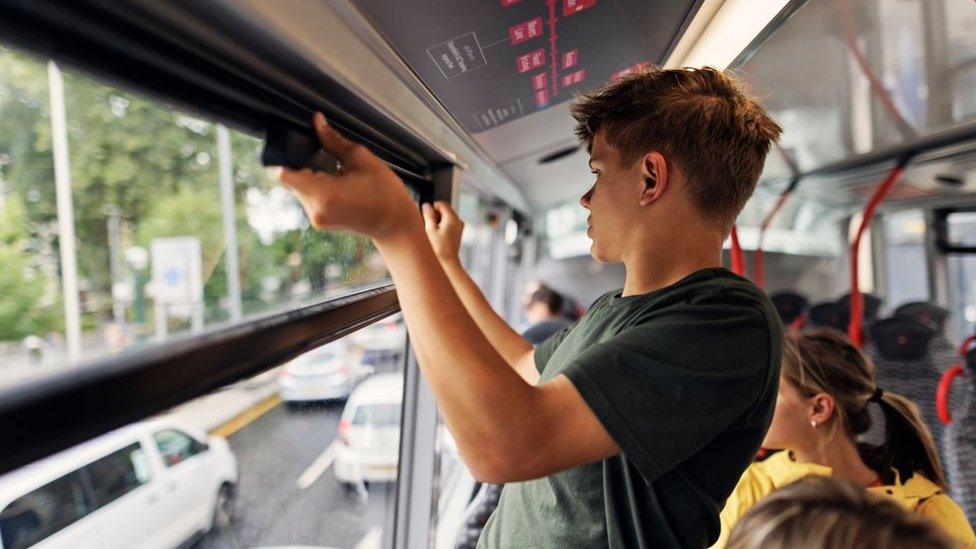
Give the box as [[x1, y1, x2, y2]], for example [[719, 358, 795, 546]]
[[570, 66, 782, 230], [727, 475, 959, 549], [528, 286, 563, 315], [782, 329, 947, 489]]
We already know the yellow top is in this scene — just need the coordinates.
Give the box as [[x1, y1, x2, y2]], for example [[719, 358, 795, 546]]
[[712, 450, 976, 548]]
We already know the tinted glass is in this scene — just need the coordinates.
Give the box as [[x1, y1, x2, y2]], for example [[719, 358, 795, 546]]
[[947, 211, 976, 247], [86, 443, 149, 507], [883, 210, 930, 306], [0, 44, 391, 388], [154, 430, 203, 468], [741, 0, 976, 180], [2, 319, 407, 548], [352, 403, 402, 427], [0, 471, 90, 549]]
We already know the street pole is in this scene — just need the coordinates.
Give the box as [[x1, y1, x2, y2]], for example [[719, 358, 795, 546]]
[[217, 125, 242, 322], [106, 204, 125, 325], [47, 61, 82, 363]]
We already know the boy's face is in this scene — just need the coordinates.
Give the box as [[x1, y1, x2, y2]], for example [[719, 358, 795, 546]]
[[579, 131, 646, 262]]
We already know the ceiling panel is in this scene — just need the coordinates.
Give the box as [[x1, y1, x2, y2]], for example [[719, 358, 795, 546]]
[[353, 0, 702, 164]]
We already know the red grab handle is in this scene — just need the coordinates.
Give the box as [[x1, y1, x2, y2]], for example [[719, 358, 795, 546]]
[[730, 226, 745, 277], [937, 365, 964, 425], [936, 336, 976, 424]]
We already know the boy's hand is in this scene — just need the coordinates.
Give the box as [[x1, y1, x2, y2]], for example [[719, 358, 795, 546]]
[[278, 112, 421, 241], [422, 201, 464, 264]]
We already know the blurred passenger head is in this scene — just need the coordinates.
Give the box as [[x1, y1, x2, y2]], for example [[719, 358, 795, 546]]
[[764, 329, 946, 488], [726, 475, 958, 549], [526, 285, 563, 323], [571, 67, 781, 262]]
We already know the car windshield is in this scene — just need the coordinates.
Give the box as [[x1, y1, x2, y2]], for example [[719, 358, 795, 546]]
[[352, 403, 401, 427]]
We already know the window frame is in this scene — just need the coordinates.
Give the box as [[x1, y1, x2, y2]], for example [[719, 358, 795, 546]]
[[934, 207, 976, 254], [0, 285, 399, 475]]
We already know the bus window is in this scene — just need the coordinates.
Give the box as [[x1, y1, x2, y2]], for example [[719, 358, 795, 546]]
[[0, 319, 406, 549], [882, 210, 930, 306], [947, 212, 976, 341], [0, 43, 389, 388]]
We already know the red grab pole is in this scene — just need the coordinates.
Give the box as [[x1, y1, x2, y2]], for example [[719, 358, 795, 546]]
[[848, 158, 910, 345], [936, 335, 976, 424], [754, 178, 799, 289], [730, 225, 746, 277]]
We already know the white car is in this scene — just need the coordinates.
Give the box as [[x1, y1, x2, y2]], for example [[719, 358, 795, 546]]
[[349, 315, 406, 372], [334, 373, 403, 488], [0, 419, 237, 549], [278, 340, 372, 404]]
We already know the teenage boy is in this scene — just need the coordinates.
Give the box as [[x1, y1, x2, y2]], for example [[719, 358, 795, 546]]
[[279, 67, 784, 548]]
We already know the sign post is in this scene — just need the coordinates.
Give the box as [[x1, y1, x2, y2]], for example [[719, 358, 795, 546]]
[[150, 237, 204, 340]]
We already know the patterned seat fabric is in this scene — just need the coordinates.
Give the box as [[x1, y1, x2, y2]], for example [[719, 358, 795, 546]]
[[866, 318, 946, 476]]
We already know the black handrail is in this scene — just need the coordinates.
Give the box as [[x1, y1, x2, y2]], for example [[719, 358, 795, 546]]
[[0, 286, 400, 475]]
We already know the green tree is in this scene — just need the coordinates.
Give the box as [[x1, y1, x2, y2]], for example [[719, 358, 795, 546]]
[[0, 196, 61, 339]]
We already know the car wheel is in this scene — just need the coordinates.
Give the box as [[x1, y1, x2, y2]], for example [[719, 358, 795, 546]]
[[212, 483, 236, 531]]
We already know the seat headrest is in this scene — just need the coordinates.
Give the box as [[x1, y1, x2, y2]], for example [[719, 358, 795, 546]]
[[807, 302, 850, 332], [868, 317, 936, 361], [893, 302, 950, 331], [838, 293, 883, 321], [770, 292, 809, 325]]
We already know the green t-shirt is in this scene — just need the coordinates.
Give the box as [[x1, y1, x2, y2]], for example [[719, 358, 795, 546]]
[[478, 268, 782, 548]]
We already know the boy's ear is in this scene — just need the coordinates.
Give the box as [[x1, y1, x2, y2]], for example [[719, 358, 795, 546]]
[[639, 152, 668, 206]]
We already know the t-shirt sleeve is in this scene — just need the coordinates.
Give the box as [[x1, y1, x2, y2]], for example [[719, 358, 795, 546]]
[[533, 324, 575, 373], [533, 291, 614, 374], [563, 300, 776, 483]]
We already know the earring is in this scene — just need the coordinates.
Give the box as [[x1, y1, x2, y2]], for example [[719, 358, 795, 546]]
[[810, 420, 818, 430]]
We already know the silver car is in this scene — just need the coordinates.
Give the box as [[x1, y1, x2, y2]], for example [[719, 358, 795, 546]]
[[278, 341, 372, 404]]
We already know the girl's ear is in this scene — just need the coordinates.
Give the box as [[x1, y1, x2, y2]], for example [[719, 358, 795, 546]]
[[808, 393, 836, 425], [639, 152, 668, 206]]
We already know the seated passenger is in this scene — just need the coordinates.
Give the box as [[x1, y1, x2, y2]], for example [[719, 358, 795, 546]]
[[726, 475, 959, 549], [715, 329, 975, 547], [521, 284, 573, 346]]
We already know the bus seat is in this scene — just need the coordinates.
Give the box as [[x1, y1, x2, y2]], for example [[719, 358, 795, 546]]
[[770, 292, 809, 326], [869, 317, 935, 361], [895, 302, 957, 374], [866, 318, 946, 468], [895, 302, 950, 332], [942, 344, 976, 526], [807, 302, 850, 333], [839, 292, 884, 322]]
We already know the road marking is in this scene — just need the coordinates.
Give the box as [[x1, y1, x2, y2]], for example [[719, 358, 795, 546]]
[[296, 441, 339, 490], [209, 393, 282, 438], [354, 527, 382, 549]]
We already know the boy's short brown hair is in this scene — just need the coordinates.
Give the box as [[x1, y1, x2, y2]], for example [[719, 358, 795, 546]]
[[571, 67, 782, 230]]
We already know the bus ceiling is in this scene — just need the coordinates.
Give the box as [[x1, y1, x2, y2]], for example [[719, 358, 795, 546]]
[[730, 0, 976, 212]]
